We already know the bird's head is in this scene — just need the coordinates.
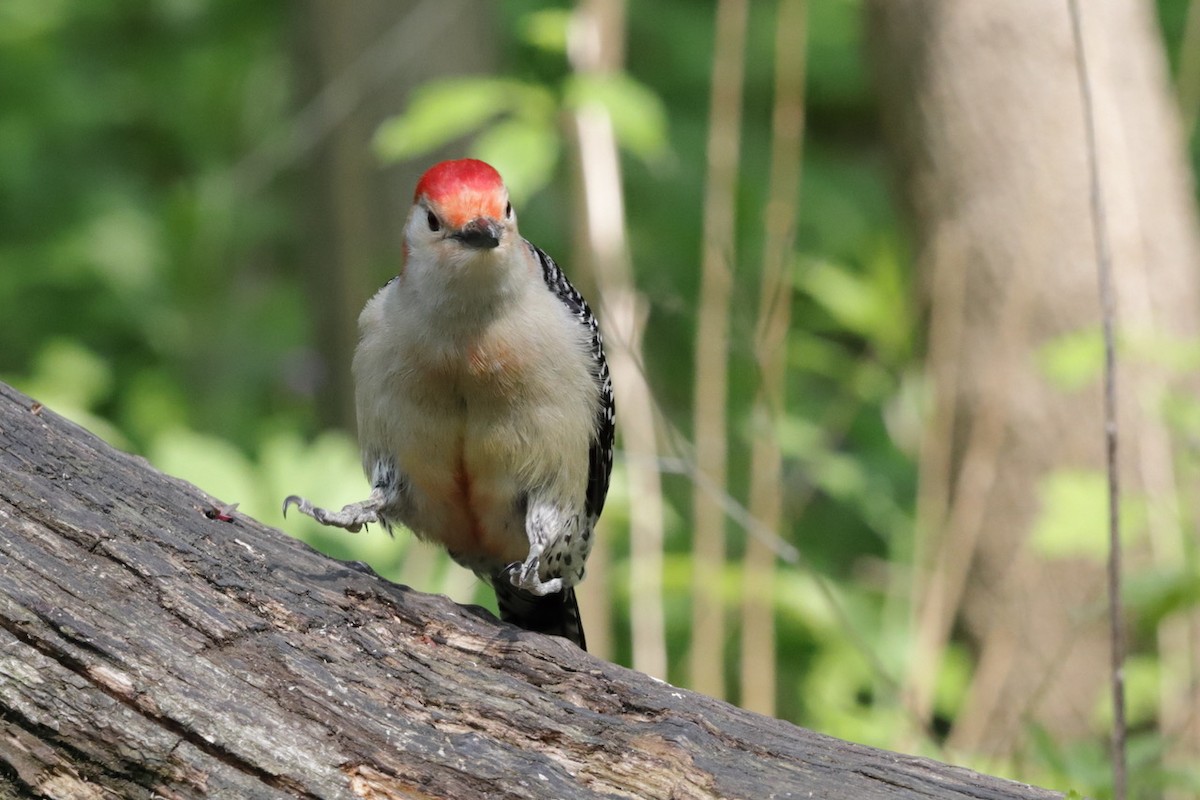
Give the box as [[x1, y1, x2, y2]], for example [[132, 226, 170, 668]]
[[406, 159, 518, 266]]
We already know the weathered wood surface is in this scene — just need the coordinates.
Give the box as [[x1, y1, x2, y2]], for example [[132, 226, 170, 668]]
[[0, 381, 1063, 800]]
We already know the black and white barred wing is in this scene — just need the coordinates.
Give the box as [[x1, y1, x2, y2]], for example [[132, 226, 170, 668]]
[[527, 241, 615, 521]]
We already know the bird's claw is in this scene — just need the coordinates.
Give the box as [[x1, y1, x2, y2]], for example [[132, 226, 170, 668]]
[[281, 495, 302, 518], [280, 494, 376, 533], [504, 554, 564, 596]]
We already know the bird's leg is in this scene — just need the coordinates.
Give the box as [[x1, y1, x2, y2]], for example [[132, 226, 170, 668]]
[[282, 487, 385, 533], [505, 502, 567, 596]]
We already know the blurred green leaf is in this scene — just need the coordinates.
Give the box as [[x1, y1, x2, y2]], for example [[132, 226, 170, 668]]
[[1027, 724, 1113, 795], [0, 0, 66, 43], [1125, 567, 1200, 632], [120, 369, 189, 446], [800, 635, 908, 748], [84, 205, 162, 296], [801, 258, 877, 333], [565, 72, 670, 163], [1037, 329, 1104, 391], [18, 338, 113, 412], [1122, 654, 1162, 728], [776, 415, 825, 457], [12, 3, 1196, 779], [1125, 331, 1200, 372], [519, 8, 571, 53], [933, 643, 971, 726], [1030, 470, 1146, 560], [149, 427, 264, 514], [374, 78, 526, 163], [472, 117, 560, 203], [1161, 389, 1200, 436], [798, 246, 910, 360]]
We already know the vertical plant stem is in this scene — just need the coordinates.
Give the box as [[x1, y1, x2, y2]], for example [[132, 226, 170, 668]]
[[567, 0, 668, 675], [690, 0, 749, 700], [1066, 3, 1125, 798], [740, 0, 807, 717]]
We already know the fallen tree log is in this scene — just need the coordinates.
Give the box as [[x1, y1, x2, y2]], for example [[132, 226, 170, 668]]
[[0, 381, 1063, 800]]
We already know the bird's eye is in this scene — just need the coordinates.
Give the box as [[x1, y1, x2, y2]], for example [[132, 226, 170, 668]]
[[504, 202, 513, 219], [426, 210, 441, 232]]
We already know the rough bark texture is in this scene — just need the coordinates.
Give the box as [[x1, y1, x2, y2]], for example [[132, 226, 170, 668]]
[[868, 0, 1200, 756], [0, 381, 1064, 799]]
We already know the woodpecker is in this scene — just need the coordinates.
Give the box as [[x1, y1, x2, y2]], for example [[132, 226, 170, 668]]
[[283, 158, 614, 650]]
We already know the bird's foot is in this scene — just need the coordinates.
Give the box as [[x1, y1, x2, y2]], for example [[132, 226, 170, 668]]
[[503, 554, 564, 596], [281, 491, 382, 533]]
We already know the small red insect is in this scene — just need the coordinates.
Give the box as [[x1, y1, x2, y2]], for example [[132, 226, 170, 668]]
[[204, 502, 240, 523]]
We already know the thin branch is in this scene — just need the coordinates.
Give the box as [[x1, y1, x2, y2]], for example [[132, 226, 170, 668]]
[[1066, 3, 1125, 799]]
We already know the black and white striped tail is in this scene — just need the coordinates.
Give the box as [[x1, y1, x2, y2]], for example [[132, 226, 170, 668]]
[[494, 582, 587, 651]]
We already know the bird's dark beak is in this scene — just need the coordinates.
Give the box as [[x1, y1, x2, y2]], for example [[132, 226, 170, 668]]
[[453, 217, 502, 250]]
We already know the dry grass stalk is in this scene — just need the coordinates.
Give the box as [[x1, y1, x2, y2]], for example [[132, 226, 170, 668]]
[[690, 0, 750, 699], [568, 0, 668, 675], [740, 0, 809, 716]]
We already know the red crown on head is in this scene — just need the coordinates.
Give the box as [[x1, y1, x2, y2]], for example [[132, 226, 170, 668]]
[[414, 159, 507, 228]]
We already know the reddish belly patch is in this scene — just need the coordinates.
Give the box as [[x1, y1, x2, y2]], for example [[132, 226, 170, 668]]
[[452, 454, 487, 552]]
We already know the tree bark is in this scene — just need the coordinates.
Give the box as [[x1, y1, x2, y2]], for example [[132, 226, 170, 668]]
[[0, 381, 1064, 799], [867, 0, 1200, 756]]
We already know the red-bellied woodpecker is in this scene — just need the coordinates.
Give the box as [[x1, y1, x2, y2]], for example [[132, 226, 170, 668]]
[[283, 159, 614, 650]]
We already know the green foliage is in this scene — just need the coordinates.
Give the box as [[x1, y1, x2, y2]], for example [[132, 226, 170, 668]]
[[1125, 567, 1200, 635], [373, 17, 668, 203], [1030, 470, 1147, 560], [12, 339, 127, 448], [517, 8, 572, 54], [4, 2, 1200, 795], [374, 79, 549, 158], [1038, 330, 1106, 391], [374, 75, 557, 201], [564, 73, 670, 165]]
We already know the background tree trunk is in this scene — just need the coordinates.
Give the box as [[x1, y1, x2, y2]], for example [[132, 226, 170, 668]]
[[0, 381, 1064, 799], [298, 1, 497, 430], [867, 0, 1200, 758]]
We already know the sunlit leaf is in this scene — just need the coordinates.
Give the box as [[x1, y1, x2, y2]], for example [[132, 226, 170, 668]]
[[149, 427, 264, 515], [19, 338, 113, 411], [1124, 331, 1200, 372], [1030, 470, 1145, 560], [121, 369, 189, 445], [0, 0, 66, 43], [1161, 389, 1200, 436], [1121, 654, 1162, 728], [775, 415, 825, 457], [810, 449, 868, 500], [799, 258, 879, 338], [1125, 567, 1200, 632], [374, 78, 519, 163], [565, 73, 669, 163], [85, 206, 161, 295], [471, 117, 560, 203], [519, 8, 571, 53], [1037, 329, 1104, 391]]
